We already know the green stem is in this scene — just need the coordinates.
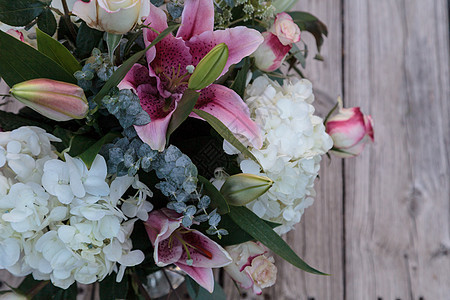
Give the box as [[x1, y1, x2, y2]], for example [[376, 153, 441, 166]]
[[60, 0, 77, 41]]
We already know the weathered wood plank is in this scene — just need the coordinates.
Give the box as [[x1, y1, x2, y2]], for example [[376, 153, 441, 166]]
[[344, 0, 450, 299], [223, 1, 345, 299]]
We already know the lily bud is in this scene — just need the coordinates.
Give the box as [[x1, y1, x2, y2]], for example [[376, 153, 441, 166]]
[[10, 79, 89, 122], [188, 43, 229, 90], [220, 173, 273, 206]]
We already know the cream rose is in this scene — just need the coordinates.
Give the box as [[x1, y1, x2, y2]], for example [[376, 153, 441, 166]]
[[72, 0, 150, 34], [270, 12, 301, 46], [224, 241, 277, 295]]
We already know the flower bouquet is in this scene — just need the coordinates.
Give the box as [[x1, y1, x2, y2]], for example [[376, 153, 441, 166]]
[[0, 0, 373, 298]]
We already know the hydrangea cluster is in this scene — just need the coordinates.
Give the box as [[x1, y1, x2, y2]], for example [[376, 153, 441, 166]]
[[226, 76, 333, 234], [101, 133, 228, 237], [214, 0, 275, 27], [0, 126, 152, 289]]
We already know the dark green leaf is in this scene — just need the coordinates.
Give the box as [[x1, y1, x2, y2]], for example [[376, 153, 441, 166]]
[[100, 274, 128, 300], [185, 277, 226, 300], [75, 21, 103, 58], [166, 89, 199, 138], [78, 132, 119, 168], [0, 29, 76, 86], [198, 175, 229, 214], [192, 109, 260, 165], [37, 8, 57, 36], [36, 28, 81, 75], [193, 213, 279, 246], [230, 57, 250, 97], [0, 0, 46, 26], [228, 206, 328, 275], [291, 43, 306, 68], [106, 32, 122, 62], [0, 110, 53, 131], [93, 24, 180, 105], [288, 11, 328, 52], [17, 275, 77, 300]]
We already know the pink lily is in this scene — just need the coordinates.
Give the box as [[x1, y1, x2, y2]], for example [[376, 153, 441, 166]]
[[119, 0, 264, 151], [144, 209, 232, 292]]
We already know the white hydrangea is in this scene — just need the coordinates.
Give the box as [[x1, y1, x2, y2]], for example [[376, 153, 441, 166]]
[[0, 127, 153, 289], [226, 76, 333, 234]]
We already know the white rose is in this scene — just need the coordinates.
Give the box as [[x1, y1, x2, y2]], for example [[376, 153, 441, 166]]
[[73, 0, 151, 34]]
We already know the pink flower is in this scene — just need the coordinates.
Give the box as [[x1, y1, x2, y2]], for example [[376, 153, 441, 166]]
[[224, 241, 277, 295], [253, 13, 300, 72], [144, 209, 232, 293], [325, 98, 374, 157], [6, 29, 25, 42], [72, 0, 150, 34], [270, 12, 301, 46], [119, 0, 263, 151]]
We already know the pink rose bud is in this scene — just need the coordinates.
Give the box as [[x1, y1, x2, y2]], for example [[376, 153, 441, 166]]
[[10, 79, 89, 122], [269, 12, 301, 46], [6, 29, 25, 43], [253, 13, 300, 72], [253, 32, 292, 72], [325, 98, 374, 157], [72, 0, 150, 34], [224, 241, 277, 295]]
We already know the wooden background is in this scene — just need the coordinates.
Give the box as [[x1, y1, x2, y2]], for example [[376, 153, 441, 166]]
[[1, 0, 449, 299]]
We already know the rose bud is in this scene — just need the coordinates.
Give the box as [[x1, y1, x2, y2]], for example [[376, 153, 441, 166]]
[[188, 43, 229, 90], [253, 13, 300, 72], [72, 0, 150, 34], [10, 79, 89, 122], [325, 98, 374, 157], [224, 241, 277, 295], [220, 173, 273, 206]]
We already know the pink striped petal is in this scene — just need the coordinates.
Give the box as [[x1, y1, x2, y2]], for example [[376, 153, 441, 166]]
[[178, 230, 232, 268], [191, 84, 262, 149], [143, 3, 169, 65], [186, 27, 263, 77], [118, 63, 154, 92], [175, 264, 215, 293], [176, 0, 214, 41]]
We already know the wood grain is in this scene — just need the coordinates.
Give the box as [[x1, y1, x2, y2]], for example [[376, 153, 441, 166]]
[[344, 0, 450, 299], [223, 1, 345, 299]]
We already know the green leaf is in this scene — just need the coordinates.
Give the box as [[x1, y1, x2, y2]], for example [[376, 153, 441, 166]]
[[0, 110, 53, 131], [230, 57, 250, 97], [194, 213, 279, 246], [93, 24, 180, 105], [291, 43, 306, 68], [288, 11, 328, 52], [99, 274, 128, 300], [36, 28, 81, 75], [37, 8, 57, 36], [0, 29, 76, 86], [198, 175, 229, 214], [106, 32, 122, 63], [192, 109, 260, 165], [185, 277, 226, 300], [228, 206, 328, 275], [75, 21, 104, 58], [78, 132, 119, 168], [17, 275, 77, 300], [0, 0, 46, 26], [166, 89, 200, 138]]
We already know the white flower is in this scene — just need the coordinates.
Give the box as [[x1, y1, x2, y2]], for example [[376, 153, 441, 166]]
[[42, 159, 74, 204], [121, 176, 153, 221], [229, 76, 333, 233]]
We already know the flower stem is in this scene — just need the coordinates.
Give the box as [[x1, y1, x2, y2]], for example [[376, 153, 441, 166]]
[[60, 0, 77, 41]]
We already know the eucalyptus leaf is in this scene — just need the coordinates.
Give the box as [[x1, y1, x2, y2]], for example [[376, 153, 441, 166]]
[[37, 8, 57, 36], [228, 205, 328, 275], [0, 0, 46, 26], [166, 89, 200, 138], [192, 109, 260, 165], [198, 175, 229, 214], [36, 28, 81, 75], [0, 29, 76, 86], [93, 24, 180, 104]]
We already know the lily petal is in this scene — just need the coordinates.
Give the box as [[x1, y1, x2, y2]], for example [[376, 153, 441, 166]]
[[177, 0, 214, 41], [178, 230, 232, 268], [192, 84, 262, 149], [186, 27, 263, 77], [143, 3, 169, 66], [175, 264, 215, 293], [119, 64, 155, 92]]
